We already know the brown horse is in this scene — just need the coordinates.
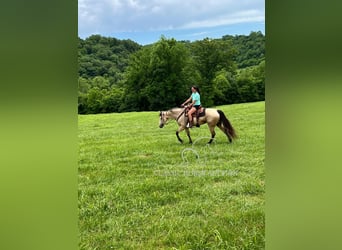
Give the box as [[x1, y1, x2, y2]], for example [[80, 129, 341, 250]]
[[159, 106, 237, 144]]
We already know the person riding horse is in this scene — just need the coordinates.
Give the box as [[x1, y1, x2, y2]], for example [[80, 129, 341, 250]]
[[159, 106, 237, 144], [181, 86, 201, 128]]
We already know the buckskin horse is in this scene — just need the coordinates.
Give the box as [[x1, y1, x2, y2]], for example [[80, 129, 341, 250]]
[[159, 105, 237, 144]]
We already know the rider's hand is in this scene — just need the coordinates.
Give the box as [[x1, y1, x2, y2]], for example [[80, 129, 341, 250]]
[[181, 104, 184, 107]]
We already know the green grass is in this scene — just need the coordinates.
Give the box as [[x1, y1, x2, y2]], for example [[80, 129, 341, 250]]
[[79, 101, 265, 249]]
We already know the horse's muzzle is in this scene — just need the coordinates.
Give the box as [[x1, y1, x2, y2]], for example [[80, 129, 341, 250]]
[[159, 124, 164, 128]]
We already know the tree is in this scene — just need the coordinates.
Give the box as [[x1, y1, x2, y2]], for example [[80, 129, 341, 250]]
[[190, 38, 237, 106], [223, 31, 265, 68], [78, 35, 141, 80], [235, 60, 265, 103], [122, 36, 194, 111], [252, 60, 265, 100], [212, 69, 232, 105], [102, 87, 124, 113], [86, 87, 105, 113]]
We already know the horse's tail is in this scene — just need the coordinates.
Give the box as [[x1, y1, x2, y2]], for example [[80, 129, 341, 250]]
[[217, 110, 237, 140]]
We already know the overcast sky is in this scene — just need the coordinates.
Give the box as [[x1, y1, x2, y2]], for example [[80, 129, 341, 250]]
[[79, 0, 265, 45]]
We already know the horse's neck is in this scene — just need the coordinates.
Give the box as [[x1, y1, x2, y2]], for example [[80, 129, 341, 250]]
[[168, 108, 183, 120]]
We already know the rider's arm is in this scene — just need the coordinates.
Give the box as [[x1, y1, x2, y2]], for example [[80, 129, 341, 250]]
[[182, 96, 192, 106]]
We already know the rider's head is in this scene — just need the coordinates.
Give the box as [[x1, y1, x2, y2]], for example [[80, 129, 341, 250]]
[[191, 85, 200, 94]]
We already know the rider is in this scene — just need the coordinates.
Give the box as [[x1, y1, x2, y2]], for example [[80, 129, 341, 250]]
[[181, 85, 201, 128]]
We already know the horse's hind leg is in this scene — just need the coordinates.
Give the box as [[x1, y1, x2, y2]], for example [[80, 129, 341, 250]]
[[185, 128, 192, 144], [217, 124, 232, 143], [176, 130, 183, 143], [208, 125, 216, 144]]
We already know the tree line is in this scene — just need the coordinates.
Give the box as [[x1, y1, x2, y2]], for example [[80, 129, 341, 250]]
[[78, 31, 265, 114]]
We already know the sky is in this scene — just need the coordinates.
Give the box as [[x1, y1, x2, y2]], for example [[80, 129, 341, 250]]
[[78, 0, 265, 45]]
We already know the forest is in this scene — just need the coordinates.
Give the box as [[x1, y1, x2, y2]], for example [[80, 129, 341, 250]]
[[78, 31, 265, 114]]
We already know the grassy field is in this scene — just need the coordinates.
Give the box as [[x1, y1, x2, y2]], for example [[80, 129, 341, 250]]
[[78, 101, 265, 249]]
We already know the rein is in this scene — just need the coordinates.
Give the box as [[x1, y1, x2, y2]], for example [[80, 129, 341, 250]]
[[175, 108, 186, 122]]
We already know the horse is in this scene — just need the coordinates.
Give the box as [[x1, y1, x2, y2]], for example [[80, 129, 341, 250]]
[[159, 106, 237, 144]]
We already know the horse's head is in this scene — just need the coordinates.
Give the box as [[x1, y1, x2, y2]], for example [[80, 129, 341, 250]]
[[159, 111, 169, 128]]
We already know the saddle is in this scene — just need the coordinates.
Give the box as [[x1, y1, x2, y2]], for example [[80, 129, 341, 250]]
[[185, 106, 206, 120]]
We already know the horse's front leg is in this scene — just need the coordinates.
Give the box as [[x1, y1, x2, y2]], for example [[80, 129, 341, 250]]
[[176, 126, 185, 143], [176, 126, 192, 144], [185, 128, 192, 144]]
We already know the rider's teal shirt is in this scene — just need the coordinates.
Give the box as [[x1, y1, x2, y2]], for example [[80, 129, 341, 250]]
[[191, 92, 201, 106]]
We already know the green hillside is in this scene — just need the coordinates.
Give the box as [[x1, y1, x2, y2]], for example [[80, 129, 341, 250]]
[[78, 32, 265, 114]]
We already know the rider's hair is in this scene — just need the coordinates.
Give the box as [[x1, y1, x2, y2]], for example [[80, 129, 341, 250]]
[[192, 85, 200, 94]]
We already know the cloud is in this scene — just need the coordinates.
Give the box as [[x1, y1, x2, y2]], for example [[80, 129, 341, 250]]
[[181, 10, 265, 29], [78, 0, 264, 36]]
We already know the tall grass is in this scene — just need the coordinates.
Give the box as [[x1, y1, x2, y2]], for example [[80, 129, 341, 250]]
[[79, 101, 265, 249]]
